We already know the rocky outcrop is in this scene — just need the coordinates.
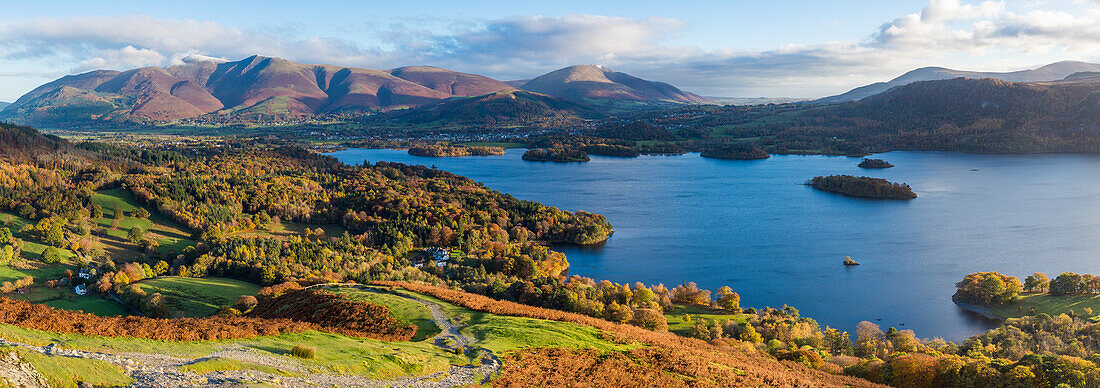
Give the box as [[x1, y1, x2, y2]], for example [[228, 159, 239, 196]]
[[0, 350, 48, 388]]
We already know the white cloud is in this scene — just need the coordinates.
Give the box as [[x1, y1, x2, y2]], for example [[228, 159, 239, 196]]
[[75, 45, 165, 72]]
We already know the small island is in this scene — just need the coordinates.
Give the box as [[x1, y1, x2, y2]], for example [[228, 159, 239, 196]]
[[857, 158, 894, 169], [843, 256, 860, 266], [809, 175, 917, 199], [408, 145, 505, 157], [522, 148, 590, 162], [700, 143, 770, 160]]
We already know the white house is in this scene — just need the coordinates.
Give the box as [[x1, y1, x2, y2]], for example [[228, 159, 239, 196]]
[[74, 284, 87, 296]]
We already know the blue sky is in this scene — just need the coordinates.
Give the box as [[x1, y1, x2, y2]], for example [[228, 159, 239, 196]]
[[1, 0, 1099, 100]]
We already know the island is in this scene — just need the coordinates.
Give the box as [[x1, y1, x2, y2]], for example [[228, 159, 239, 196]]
[[808, 175, 917, 199], [522, 148, 590, 162], [408, 145, 505, 157], [700, 143, 770, 160], [857, 158, 894, 169], [843, 256, 860, 266]]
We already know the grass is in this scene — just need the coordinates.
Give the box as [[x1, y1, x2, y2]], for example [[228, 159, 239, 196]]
[[0, 263, 76, 285], [8, 287, 128, 317], [0, 286, 639, 380], [132, 277, 261, 317], [664, 305, 747, 337], [0, 324, 462, 379], [242, 331, 462, 378], [290, 345, 316, 359], [11, 346, 133, 388], [986, 293, 1100, 321], [180, 357, 300, 377], [89, 188, 195, 255], [225, 220, 346, 240], [385, 288, 638, 355], [324, 285, 441, 341]]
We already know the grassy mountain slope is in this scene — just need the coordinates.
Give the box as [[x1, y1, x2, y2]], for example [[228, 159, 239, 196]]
[[0, 56, 519, 126], [820, 60, 1100, 103], [519, 65, 710, 104], [388, 90, 604, 127]]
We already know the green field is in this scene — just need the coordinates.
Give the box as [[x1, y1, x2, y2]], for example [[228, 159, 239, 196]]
[[986, 293, 1100, 321], [324, 285, 441, 341], [10, 347, 133, 388], [8, 287, 128, 317], [664, 305, 747, 337], [383, 287, 638, 354], [0, 263, 77, 285], [89, 188, 196, 255], [225, 219, 346, 240], [132, 277, 261, 317]]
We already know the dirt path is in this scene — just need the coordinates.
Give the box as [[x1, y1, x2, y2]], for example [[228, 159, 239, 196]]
[[0, 284, 501, 387]]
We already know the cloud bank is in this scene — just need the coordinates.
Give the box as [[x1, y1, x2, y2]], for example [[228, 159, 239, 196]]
[[1, 0, 1100, 99]]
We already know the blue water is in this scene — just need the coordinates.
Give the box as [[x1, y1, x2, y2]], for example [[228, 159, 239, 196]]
[[328, 148, 1100, 341]]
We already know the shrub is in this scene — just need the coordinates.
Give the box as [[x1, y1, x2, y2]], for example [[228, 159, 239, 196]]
[[40, 247, 62, 264], [290, 345, 316, 359]]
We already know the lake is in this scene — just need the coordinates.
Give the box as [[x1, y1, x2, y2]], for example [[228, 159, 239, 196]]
[[328, 148, 1100, 341]]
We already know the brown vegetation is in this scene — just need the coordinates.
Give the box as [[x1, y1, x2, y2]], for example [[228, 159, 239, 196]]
[[249, 288, 416, 342], [0, 287, 414, 341]]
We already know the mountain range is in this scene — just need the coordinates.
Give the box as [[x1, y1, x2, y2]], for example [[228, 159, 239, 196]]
[[0, 56, 706, 127], [820, 60, 1100, 103]]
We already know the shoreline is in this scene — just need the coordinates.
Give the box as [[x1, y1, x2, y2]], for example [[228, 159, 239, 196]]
[[951, 294, 1006, 321]]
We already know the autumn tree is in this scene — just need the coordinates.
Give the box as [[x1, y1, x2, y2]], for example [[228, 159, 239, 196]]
[[715, 286, 741, 313], [132, 208, 150, 219], [1024, 273, 1050, 293], [956, 272, 1022, 305]]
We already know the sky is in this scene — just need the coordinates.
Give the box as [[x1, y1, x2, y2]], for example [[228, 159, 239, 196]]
[[1, 0, 1100, 101]]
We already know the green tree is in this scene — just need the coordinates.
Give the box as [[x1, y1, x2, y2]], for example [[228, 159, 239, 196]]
[[1025, 273, 1051, 293], [255, 211, 272, 229], [40, 247, 62, 264], [90, 204, 103, 219], [131, 208, 150, 219], [127, 226, 145, 244], [0, 245, 12, 264], [0, 227, 11, 245]]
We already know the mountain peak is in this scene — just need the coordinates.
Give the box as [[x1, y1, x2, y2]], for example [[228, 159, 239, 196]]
[[518, 65, 708, 104]]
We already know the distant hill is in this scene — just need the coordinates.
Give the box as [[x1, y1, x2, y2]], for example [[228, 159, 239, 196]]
[[0, 55, 517, 127], [0, 102, 9, 111], [517, 65, 711, 105], [2, 58, 709, 128], [820, 60, 1100, 103], [810, 76, 1100, 152], [388, 90, 603, 126]]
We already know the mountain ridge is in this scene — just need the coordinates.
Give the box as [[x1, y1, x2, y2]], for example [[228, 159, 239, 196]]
[[820, 60, 1100, 103], [0, 57, 706, 127]]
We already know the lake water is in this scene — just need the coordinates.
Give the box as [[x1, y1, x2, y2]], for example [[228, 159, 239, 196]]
[[328, 148, 1100, 341]]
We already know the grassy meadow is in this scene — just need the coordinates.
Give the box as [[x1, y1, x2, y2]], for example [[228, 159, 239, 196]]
[[132, 277, 260, 317]]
